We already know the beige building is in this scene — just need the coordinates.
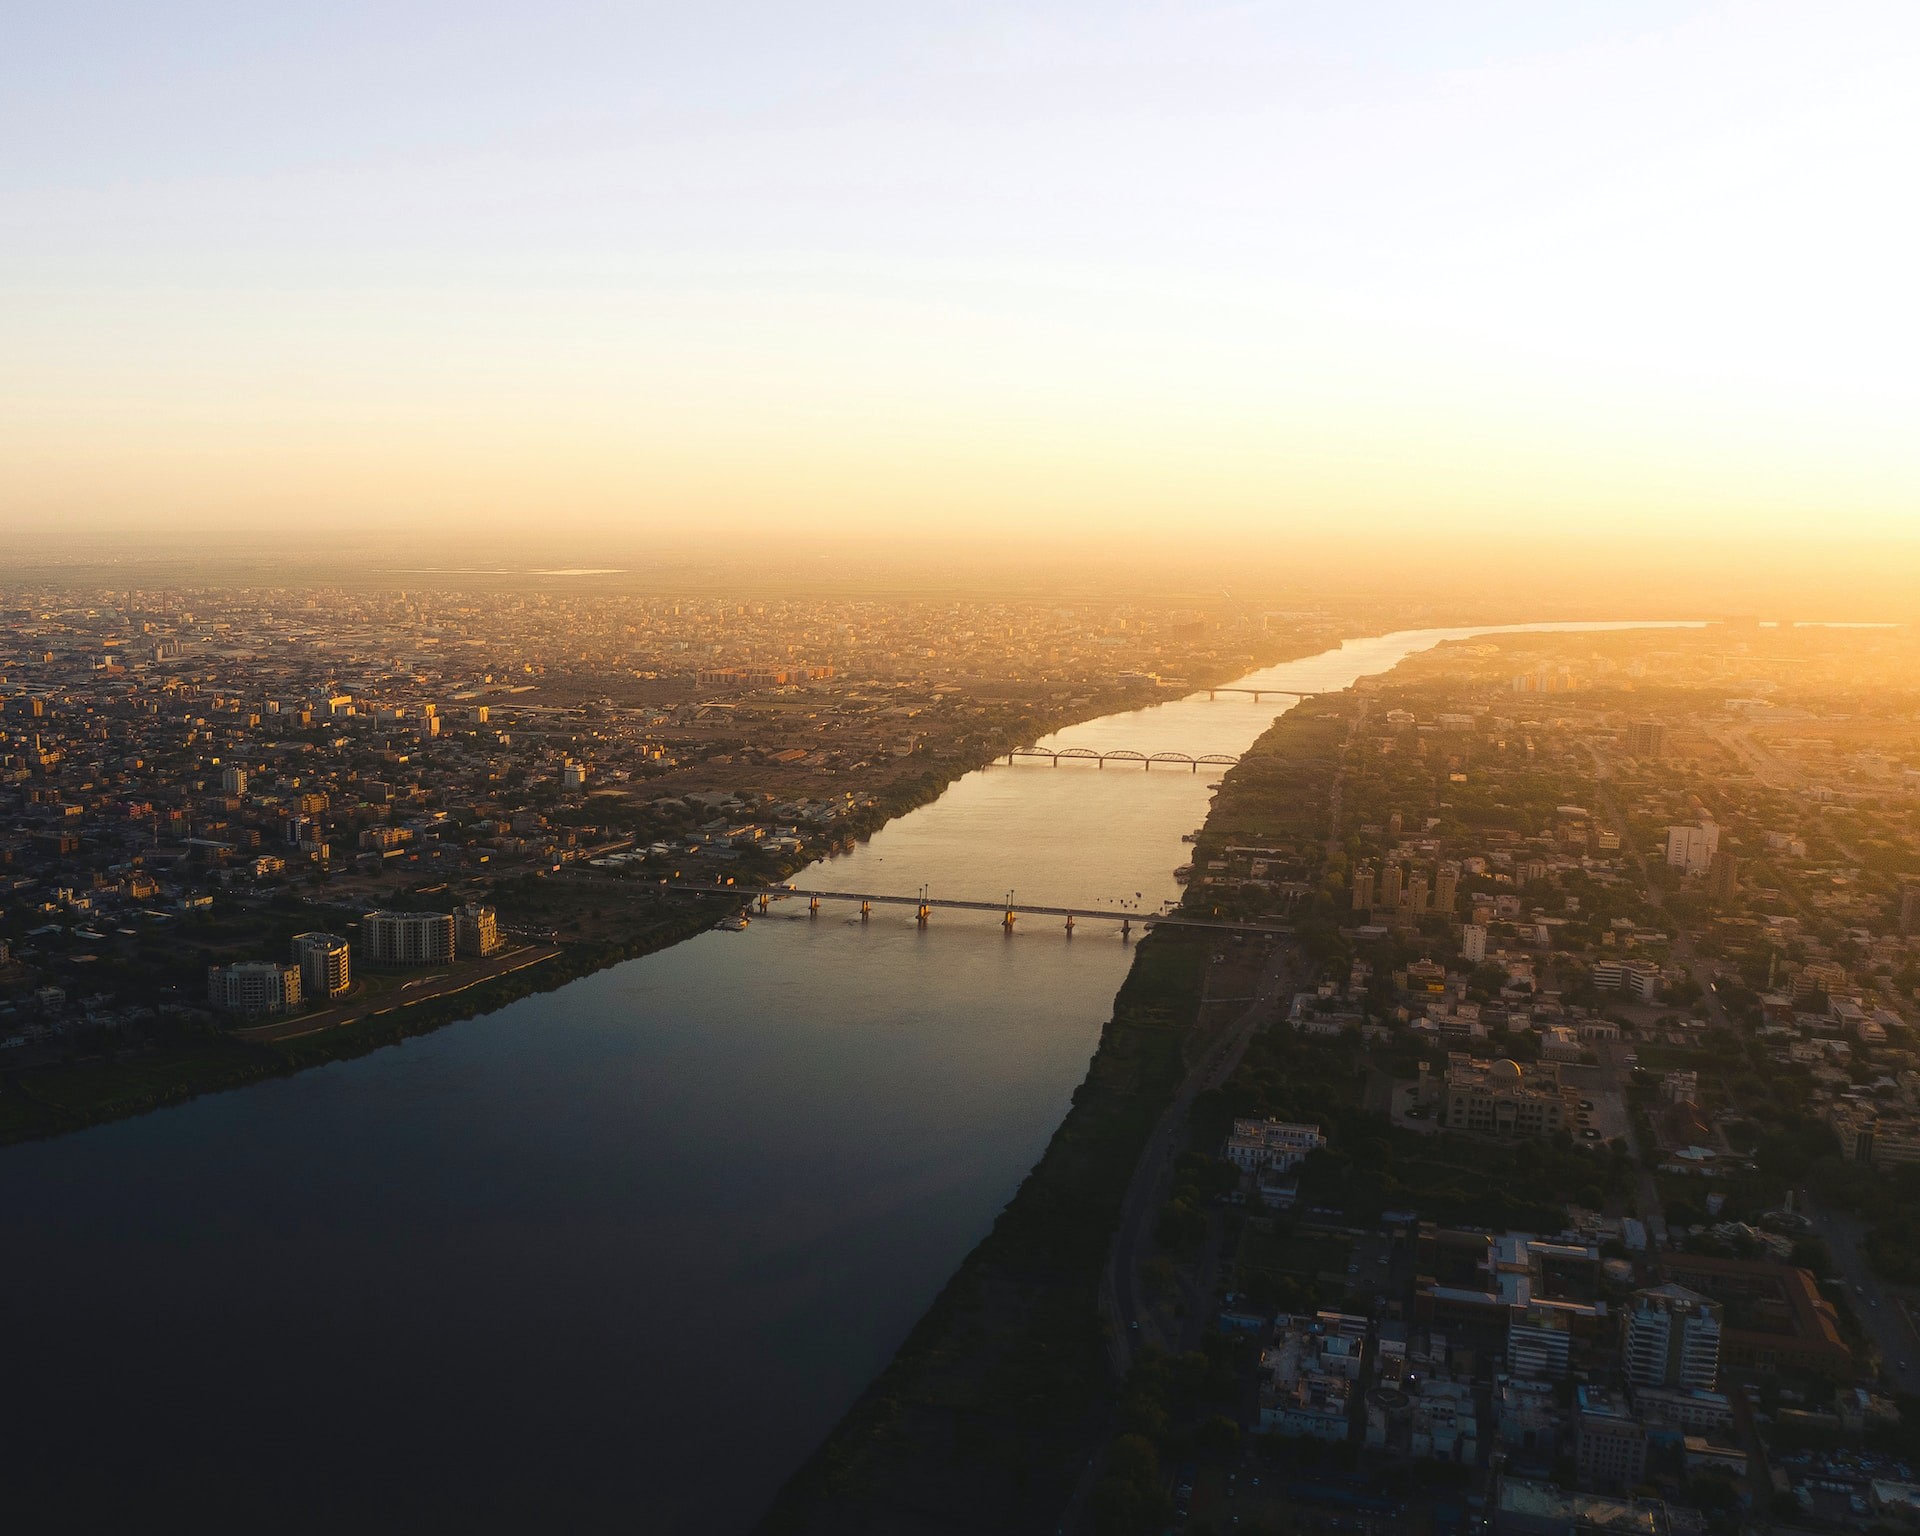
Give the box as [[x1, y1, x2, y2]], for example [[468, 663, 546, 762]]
[[207, 960, 302, 1017], [362, 909, 456, 965], [290, 932, 351, 998], [1440, 1055, 1570, 1137], [455, 903, 502, 957]]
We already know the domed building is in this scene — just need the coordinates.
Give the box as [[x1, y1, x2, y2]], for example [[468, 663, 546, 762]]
[[1440, 1051, 1571, 1137]]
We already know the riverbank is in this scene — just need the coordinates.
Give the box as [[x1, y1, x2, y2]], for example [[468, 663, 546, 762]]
[[0, 635, 1337, 1154], [757, 691, 1353, 1534]]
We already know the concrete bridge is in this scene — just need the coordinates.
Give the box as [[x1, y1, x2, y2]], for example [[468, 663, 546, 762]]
[[658, 881, 1295, 937], [1202, 687, 1324, 702], [1002, 746, 1241, 771]]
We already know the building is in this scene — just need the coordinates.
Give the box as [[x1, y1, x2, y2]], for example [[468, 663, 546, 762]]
[[1575, 1387, 1647, 1491], [562, 761, 588, 790], [220, 764, 249, 795], [455, 903, 502, 957], [1623, 1285, 1721, 1391], [206, 960, 301, 1018], [1352, 865, 1375, 911], [1903, 881, 1920, 938], [1831, 1101, 1920, 1169], [1625, 721, 1667, 758], [1257, 1312, 1367, 1442], [1380, 863, 1404, 911], [1659, 1255, 1852, 1377], [1440, 1056, 1570, 1137], [1463, 924, 1489, 964], [1435, 862, 1460, 915], [290, 932, 351, 998], [1665, 822, 1719, 876], [1227, 1118, 1326, 1173], [1706, 850, 1738, 903], [361, 909, 456, 966]]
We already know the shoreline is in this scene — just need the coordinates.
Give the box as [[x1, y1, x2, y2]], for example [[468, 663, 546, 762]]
[[755, 687, 1351, 1534], [0, 635, 1335, 1153]]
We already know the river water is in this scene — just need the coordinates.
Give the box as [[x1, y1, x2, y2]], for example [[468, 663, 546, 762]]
[[0, 623, 1673, 1531]]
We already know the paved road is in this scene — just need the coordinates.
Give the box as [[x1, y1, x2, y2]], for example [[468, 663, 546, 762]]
[[1799, 1189, 1920, 1394], [1101, 945, 1295, 1379], [233, 944, 562, 1042]]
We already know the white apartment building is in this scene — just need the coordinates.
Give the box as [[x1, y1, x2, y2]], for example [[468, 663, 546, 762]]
[[1624, 1284, 1722, 1391], [207, 960, 302, 1017], [290, 932, 351, 998], [361, 910, 456, 966]]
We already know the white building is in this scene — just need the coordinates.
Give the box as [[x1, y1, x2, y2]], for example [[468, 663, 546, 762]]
[[220, 764, 249, 795], [1226, 1118, 1327, 1173], [1665, 822, 1720, 876], [1462, 924, 1488, 964], [207, 960, 301, 1017], [290, 932, 351, 998], [1624, 1284, 1721, 1391], [361, 910, 456, 966]]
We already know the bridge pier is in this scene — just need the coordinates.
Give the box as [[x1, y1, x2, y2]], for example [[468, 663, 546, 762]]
[[917, 903, 930, 925], [1121, 918, 1131, 938], [757, 893, 769, 912], [1064, 914, 1074, 934], [860, 900, 871, 920], [1002, 909, 1016, 930], [809, 896, 820, 916]]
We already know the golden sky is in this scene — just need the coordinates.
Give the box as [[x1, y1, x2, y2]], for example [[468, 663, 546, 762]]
[[4, 2, 1917, 573]]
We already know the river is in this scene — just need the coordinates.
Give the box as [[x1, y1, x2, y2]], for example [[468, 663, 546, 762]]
[[0, 623, 1678, 1532]]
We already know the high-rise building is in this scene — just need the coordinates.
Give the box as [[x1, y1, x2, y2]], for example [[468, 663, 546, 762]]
[[1434, 862, 1459, 915], [221, 764, 249, 795], [1707, 850, 1739, 903], [361, 910, 456, 966], [1902, 882, 1920, 938], [455, 904, 501, 957], [1352, 865, 1375, 912], [206, 960, 301, 1017], [1462, 924, 1488, 964], [1379, 864, 1404, 911], [1665, 822, 1720, 875], [290, 932, 351, 998], [1625, 720, 1667, 758], [1623, 1284, 1721, 1391], [1406, 873, 1429, 913]]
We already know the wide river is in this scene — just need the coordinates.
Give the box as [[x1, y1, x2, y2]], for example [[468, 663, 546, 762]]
[[0, 623, 1672, 1531]]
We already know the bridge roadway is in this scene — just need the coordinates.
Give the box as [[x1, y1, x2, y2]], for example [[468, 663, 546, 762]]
[[1003, 746, 1239, 770], [660, 882, 1294, 935]]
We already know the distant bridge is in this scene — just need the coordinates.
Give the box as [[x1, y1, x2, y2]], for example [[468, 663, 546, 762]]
[[1003, 746, 1241, 771], [1203, 687, 1324, 702], [658, 882, 1296, 936]]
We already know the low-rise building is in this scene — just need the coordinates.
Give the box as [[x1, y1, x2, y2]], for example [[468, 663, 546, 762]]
[[1441, 1055, 1571, 1137]]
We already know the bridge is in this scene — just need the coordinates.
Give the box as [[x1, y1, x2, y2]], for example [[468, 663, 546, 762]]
[[1002, 746, 1241, 771], [1202, 687, 1324, 702], [657, 881, 1296, 936]]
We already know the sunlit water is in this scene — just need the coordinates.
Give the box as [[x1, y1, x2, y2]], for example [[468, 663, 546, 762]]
[[0, 624, 1680, 1531]]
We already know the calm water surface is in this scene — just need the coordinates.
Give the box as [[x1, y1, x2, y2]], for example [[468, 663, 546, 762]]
[[0, 625, 1675, 1531]]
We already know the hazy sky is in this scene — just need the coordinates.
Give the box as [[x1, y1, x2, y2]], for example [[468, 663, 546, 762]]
[[5, 1, 1918, 565]]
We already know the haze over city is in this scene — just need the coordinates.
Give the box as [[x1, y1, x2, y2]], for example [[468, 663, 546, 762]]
[[11, 6, 1920, 1535]]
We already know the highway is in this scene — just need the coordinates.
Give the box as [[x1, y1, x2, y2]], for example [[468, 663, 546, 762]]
[[1799, 1189, 1920, 1394], [1101, 944, 1296, 1378]]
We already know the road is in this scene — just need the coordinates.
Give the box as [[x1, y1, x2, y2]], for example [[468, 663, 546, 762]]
[[1799, 1189, 1920, 1394], [1101, 943, 1295, 1379], [232, 943, 562, 1042]]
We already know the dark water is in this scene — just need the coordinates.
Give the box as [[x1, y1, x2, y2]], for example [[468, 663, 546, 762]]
[[0, 625, 1674, 1531]]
